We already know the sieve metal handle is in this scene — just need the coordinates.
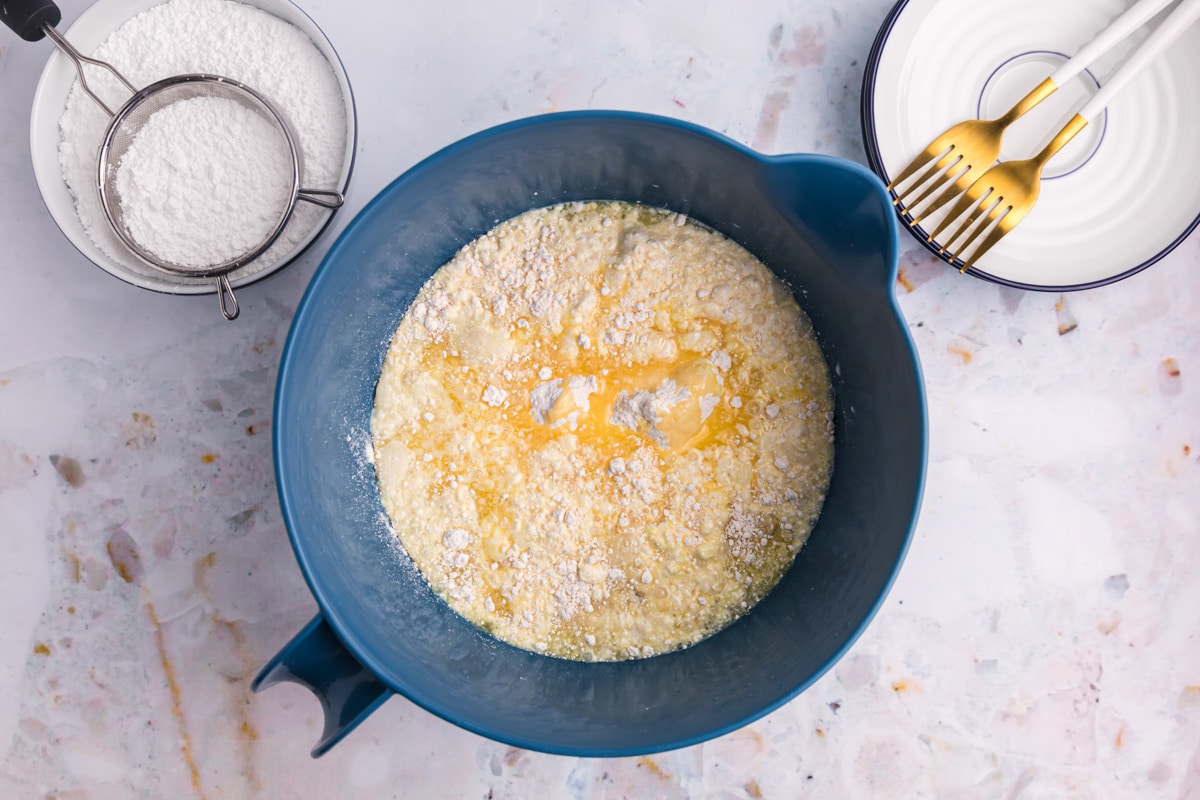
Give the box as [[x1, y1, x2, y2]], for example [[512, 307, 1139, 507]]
[[216, 276, 240, 321], [298, 189, 345, 210], [0, 0, 60, 41], [2, 0, 137, 117], [42, 25, 137, 118]]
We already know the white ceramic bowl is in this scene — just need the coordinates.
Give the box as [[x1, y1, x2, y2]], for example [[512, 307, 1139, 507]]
[[862, 0, 1200, 290], [28, 0, 357, 296]]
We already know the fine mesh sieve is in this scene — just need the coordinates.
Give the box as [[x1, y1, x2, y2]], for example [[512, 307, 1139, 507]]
[[3, 0, 345, 320], [96, 74, 344, 319]]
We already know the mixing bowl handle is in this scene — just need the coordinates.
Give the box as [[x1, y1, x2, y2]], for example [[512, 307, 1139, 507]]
[[251, 615, 391, 757], [0, 0, 60, 41]]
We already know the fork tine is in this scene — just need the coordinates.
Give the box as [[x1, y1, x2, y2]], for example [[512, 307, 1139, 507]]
[[886, 145, 951, 195], [897, 160, 971, 223], [925, 185, 993, 247], [906, 163, 977, 228], [891, 149, 964, 212], [950, 202, 1010, 270], [955, 197, 1040, 271], [941, 194, 1002, 254], [956, 211, 1015, 273]]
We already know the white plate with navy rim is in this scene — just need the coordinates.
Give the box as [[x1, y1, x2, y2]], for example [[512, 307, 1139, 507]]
[[861, 0, 1200, 290], [28, 0, 357, 297]]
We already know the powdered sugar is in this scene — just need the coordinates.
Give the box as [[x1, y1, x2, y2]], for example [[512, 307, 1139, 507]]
[[113, 95, 294, 267], [58, 0, 346, 282]]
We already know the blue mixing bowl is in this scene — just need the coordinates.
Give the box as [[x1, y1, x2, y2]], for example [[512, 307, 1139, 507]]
[[252, 111, 926, 758]]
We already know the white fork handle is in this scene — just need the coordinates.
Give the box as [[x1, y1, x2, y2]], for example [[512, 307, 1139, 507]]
[[1078, 0, 1200, 121], [1049, 0, 1177, 86]]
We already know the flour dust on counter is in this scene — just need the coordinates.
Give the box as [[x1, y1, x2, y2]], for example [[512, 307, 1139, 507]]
[[371, 201, 835, 661]]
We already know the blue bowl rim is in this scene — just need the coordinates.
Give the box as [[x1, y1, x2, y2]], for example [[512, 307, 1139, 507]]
[[273, 109, 928, 756], [859, 0, 1200, 292]]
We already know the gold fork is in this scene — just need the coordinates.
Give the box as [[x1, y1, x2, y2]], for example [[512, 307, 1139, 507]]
[[930, 0, 1200, 271], [887, 0, 1176, 224]]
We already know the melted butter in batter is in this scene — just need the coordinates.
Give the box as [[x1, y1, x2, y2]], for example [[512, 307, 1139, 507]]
[[371, 201, 834, 661]]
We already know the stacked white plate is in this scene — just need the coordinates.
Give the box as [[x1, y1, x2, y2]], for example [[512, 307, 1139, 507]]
[[862, 0, 1200, 289]]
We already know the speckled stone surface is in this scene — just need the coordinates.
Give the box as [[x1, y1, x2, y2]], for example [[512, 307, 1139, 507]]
[[2, 1, 1198, 798]]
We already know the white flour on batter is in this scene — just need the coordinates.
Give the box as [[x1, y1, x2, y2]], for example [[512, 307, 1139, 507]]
[[371, 201, 835, 661]]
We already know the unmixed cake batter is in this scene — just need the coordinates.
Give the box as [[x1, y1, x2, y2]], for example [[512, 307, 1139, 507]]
[[371, 201, 834, 661]]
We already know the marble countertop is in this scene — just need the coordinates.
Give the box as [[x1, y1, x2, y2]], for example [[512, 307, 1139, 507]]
[[2, 0, 1198, 797]]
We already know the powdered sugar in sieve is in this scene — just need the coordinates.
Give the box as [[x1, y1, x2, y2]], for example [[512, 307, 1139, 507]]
[[4, 0, 346, 320], [95, 72, 343, 319]]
